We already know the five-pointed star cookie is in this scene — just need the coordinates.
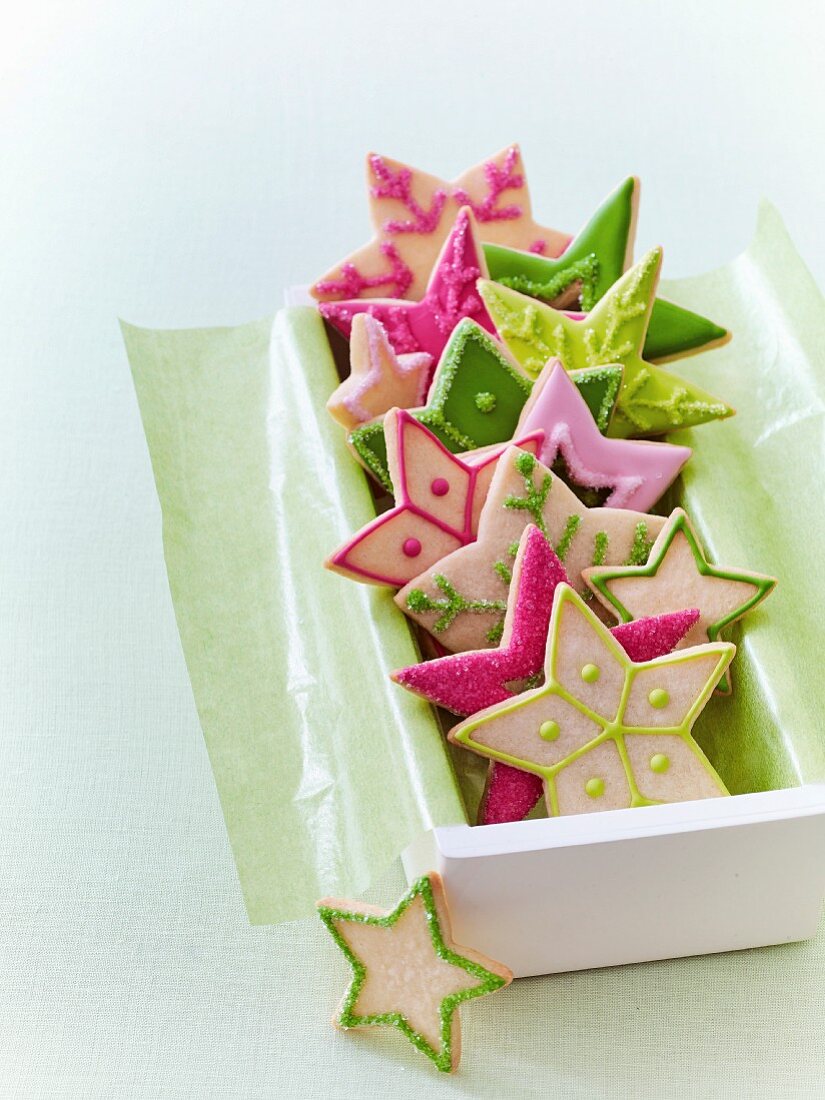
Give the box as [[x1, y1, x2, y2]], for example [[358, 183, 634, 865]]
[[582, 507, 777, 693], [396, 445, 667, 653], [317, 872, 512, 1073], [449, 584, 735, 817], [484, 176, 730, 362], [392, 524, 701, 824], [327, 314, 432, 432], [311, 144, 571, 302], [327, 409, 542, 586], [518, 359, 691, 511], [478, 248, 735, 439], [319, 207, 497, 360], [348, 318, 622, 493]]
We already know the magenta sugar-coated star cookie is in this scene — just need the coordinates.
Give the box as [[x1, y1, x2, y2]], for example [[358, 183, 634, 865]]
[[392, 525, 700, 825], [518, 360, 692, 511], [319, 207, 496, 361], [326, 409, 543, 588]]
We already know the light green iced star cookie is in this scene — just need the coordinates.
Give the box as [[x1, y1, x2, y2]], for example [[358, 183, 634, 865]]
[[479, 248, 735, 439]]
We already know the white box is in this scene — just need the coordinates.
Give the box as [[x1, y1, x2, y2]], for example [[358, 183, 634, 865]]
[[403, 786, 825, 977]]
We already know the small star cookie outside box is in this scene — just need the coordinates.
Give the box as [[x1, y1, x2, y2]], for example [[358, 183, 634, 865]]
[[317, 872, 512, 1073]]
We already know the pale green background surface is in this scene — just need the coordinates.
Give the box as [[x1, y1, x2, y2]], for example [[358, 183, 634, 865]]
[[3, 2, 825, 1097]]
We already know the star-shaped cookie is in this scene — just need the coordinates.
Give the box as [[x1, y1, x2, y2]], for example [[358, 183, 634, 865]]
[[449, 584, 734, 817], [317, 872, 512, 1073], [311, 144, 571, 302], [319, 207, 496, 361], [392, 524, 700, 824], [396, 445, 667, 653], [348, 318, 622, 493], [484, 176, 730, 362], [327, 408, 542, 586], [479, 248, 735, 439], [582, 507, 776, 693], [327, 314, 432, 432], [518, 359, 691, 511]]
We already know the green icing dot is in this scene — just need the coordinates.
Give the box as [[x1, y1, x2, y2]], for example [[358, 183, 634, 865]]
[[474, 391, 497, 413], [585, 777, 605, 798], [650, 753, 671, 774], [539, 720, 560, 742], [648, 688, 670, 709], [581, 663, 600, 684]]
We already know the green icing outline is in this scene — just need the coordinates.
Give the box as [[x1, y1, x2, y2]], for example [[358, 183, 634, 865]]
[[451, 586, 733, 813], [347, 321, 622, 490], [479, 250, 735, 440], [317, 874, 508, 1073], [484, 176, 729, 361], [584, 510, 776, 693]]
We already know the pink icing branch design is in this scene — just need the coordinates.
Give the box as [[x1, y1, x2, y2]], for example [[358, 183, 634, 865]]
[[528, 239, 547, 255], [369, 154, 448, 235], [313, 241, 413, 300], [452, 146, 523, 224]]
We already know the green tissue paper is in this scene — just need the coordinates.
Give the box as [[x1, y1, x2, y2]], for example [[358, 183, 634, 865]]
[[123, 202, 825, 925]]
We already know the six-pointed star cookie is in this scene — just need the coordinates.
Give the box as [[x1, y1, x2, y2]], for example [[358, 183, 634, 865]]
[[327, 408, 542, 586], [348, 318, 621, 493], [518, 359, 691, 511], [449, 585, 735, 817], [582, 507, 777, 693], [317, 872, 512, 1073], [396, 445, 667, 653], [392, 524, 701, 825], [479, 248, 735, 439], [319, 207, 497, 360], [484, 176, 730, 362], [327, 314, 432, 432], [311, 144, 571, 302]]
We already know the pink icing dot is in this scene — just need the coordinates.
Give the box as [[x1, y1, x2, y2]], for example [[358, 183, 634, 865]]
[[402, 538, 422, 558], [430, 477, 450, 497]]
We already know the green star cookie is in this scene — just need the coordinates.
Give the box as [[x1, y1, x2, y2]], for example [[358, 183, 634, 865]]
[[349, 318, 623, 491], [484, 177, 730, 362], [582, 508, 777, 694], [449, 584, 735, 817], [478, 249, 735, 439], [317, 872, 512, 1073]]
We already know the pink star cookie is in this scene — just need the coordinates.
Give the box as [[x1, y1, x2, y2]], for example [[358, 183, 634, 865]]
[[311, 145, 571, 303], [392, 526, 700, 824], [319, 208, 496, 361], [326, 409, 543, 587], [327, 314, 432, 433], [519, 361, 692, 511]]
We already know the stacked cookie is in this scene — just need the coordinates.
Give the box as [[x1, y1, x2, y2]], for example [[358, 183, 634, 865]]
[[315, 146, 775, 828]]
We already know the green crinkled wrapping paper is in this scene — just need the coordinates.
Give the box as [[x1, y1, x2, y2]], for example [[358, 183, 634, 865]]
[[124, 202, 825, 926]]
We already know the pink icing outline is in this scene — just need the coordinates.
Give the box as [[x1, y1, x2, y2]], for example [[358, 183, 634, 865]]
[[329, 413, 544, 587], [391, 526, 701, 824], [519, 361, 692, 511], [341, 315, 431, 424], [318, 208, 496, 359]]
